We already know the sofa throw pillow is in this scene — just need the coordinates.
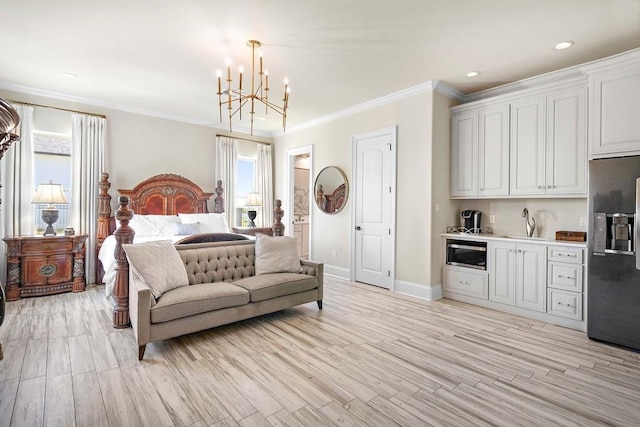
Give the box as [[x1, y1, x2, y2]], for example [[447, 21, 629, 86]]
[[122, 240, 189, 299], [172, 222, 200, 236], [178, 213, 229, 233], [255, 234, 302, 275]]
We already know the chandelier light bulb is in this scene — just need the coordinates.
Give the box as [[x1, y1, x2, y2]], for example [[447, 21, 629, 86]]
[[239, 66, 244, 73], [216, 70, 222, 77]]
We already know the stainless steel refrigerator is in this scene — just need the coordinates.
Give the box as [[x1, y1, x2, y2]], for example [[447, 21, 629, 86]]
[[588, 156, 640, 351]]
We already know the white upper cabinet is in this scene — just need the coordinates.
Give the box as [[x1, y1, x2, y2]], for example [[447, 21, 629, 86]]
[[509, 96, 547, 196], [546, 87, 587, 195], [451, 81, 587, 199], [586, 59, 640, 158], [451, 104, 510, 198], [451, 111, 478, 197], [479, 104, 510, 196]]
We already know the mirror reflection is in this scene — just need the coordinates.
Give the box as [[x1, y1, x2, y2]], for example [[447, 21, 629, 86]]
[[314, 166, 348, 214]]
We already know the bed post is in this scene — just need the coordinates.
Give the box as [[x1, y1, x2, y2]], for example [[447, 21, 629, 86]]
[[214, 180, 224, 213], [96, 172, 112, 283], [273, 199, 284, 236], [113, 195, 134, 328]]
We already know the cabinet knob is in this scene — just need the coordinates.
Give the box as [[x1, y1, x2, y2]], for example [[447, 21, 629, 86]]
[[538, 185, 543, 189], [547, 185, 553, 189]]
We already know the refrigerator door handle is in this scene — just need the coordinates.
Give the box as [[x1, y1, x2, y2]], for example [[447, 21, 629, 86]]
[[637, 178, 640, 270]]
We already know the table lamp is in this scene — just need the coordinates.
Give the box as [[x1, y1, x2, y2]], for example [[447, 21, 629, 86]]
[[32, 181, 69, 236], [245, 192, 262, 228]]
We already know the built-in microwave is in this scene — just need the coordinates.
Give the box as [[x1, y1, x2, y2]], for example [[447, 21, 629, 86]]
[[446, 239, 487, 270]]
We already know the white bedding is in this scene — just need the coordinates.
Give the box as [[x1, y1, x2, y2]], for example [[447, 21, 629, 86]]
[[99, 235, 187, 297]]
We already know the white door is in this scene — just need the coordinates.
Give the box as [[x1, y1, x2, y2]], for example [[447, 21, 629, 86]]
[[451, 111, 478, 197], [510, 96, 546, 196], [352, 127, 396, 289], [479, 104, 510, 196]]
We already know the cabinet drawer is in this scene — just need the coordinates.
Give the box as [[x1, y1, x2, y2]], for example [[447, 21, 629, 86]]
[[444, 266, 488, 299], [547, 262, 582, 291], [547, 246, 582, 264], [22, 240, 73, 254], [547, 289, 582, 320]]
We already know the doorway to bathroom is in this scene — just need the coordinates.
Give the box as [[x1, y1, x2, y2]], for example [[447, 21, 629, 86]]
[[287, 146, 313, 259]]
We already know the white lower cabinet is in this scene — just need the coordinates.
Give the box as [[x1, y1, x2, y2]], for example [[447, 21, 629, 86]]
[[445, 235, 586, 330], [488, 241, 546, 312], [443, 265, 488, 299], [546, 245, 584, 320]]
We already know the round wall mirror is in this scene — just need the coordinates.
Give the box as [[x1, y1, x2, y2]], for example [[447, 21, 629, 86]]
[[314, 166, 348, 214]]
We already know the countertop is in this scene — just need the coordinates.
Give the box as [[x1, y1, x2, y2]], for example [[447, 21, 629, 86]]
[[441, 232, 587, 248]]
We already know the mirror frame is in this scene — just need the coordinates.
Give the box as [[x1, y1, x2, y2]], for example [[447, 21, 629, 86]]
[[314, 166, 349, 215]]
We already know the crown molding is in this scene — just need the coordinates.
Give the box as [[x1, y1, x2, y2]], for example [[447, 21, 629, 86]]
[[0, 80, 274, 138], [279, 80, 463, 136]]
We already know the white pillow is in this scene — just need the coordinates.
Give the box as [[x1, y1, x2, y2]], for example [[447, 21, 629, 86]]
[[127, 215, 180, 237], [254, 234, 302, 275], [122, 240, 189, 299], [172, 222, 200, 235], [178, 213, 229, 233]]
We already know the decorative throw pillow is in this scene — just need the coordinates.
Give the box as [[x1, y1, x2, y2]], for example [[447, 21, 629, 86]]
[[122, 240, 189, 299], [172, 222, 200, 236], [126, 214, 180, 236], [254, 234, 302, 275], [178, 213, 229, 233]]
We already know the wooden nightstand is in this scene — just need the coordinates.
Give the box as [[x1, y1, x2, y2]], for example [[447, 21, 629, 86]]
[[2, 234, 88, 301], [232, 226, 273, 236]]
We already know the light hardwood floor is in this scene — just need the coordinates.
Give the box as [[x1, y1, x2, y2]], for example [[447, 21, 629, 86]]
[[1, 276, 639, 426]]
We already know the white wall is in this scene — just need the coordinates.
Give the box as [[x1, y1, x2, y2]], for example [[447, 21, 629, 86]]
[[0, 89, 272, 213], [274, 89, 457, 292], [459, 198, 588, 239]]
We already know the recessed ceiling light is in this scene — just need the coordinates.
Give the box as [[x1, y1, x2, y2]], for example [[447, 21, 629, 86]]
[[554, 41, 574, 50], [61, 72, 78, 78], [466, 71, 480, 78]]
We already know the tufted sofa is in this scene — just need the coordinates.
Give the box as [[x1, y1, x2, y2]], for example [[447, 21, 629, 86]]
[[129, 240, 323, 360]]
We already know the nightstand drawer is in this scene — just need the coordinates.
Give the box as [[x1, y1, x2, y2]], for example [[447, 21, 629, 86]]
[[22, 240, 73, 254]]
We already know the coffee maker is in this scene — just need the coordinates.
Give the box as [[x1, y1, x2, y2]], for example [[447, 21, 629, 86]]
[[461, 210, 482, 233]]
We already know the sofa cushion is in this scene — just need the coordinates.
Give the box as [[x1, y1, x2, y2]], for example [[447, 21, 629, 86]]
[[151, 282, 250, 323], [233, 273, 318, 302], [254, 234, 302, 275], [123, 240, 189, 300]]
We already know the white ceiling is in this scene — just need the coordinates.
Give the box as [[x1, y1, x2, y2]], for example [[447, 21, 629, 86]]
[[1, 0, 639, 135]]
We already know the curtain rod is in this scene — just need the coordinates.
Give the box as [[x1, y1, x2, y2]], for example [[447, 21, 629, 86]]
[[9, 100, 107, 119], [216, 133, 271, 145]]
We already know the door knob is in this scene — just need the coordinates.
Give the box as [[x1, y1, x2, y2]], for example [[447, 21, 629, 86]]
[[355, 226, 362, 230]]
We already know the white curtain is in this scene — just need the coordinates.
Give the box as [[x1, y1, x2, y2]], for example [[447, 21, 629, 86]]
[[0, 104, 35, 282], [71, 113, 107, 284], [215, 136, 237, 227], [255, 143, 273, 227]]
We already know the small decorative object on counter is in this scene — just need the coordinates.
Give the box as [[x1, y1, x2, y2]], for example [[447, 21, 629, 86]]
[[555, 231, 586, 242], [65, 227, 75, 236]]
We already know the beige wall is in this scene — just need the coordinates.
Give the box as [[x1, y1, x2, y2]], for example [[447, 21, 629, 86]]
[[274, 89, 457, 289], [0, 88, 272, 213]]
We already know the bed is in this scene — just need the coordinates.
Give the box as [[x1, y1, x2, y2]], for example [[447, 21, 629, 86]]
[[95, 173, 285, 328]]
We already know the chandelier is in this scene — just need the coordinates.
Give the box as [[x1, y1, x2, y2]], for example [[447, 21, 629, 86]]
[[217, 40, 290, 135]]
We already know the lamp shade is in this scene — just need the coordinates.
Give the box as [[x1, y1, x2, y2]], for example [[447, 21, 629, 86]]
[[245, 192, 262, 207], [31, 181, 69, 206]]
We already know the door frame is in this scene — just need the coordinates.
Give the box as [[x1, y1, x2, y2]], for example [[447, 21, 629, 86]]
[[287, 145, 314, 259], [350, 126, 397, 290]]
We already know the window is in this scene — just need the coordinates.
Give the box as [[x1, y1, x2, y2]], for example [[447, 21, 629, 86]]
[[236, 157, 255, 227], [33, 132, 72, 233]]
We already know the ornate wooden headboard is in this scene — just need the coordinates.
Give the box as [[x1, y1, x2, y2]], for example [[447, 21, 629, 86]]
[[118, 173, 222, 215]]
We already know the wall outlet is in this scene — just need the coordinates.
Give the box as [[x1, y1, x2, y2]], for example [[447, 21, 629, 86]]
[[489, 215, 495, 224], [579, 216, 587, 227], [332, 250, 337, 258], [435, 203, 440, 213]]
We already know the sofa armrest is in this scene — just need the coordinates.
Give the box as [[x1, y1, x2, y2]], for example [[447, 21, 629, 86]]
[[301, 259, 323, 301], [129, 269, 152, 346]]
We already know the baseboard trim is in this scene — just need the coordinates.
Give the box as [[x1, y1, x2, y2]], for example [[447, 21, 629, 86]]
[[323, 264, 351, 280], [394, 280, 443, 301]]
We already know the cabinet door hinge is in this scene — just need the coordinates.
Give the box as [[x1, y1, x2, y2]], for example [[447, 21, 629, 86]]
[[388, 270, 391, 277]]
